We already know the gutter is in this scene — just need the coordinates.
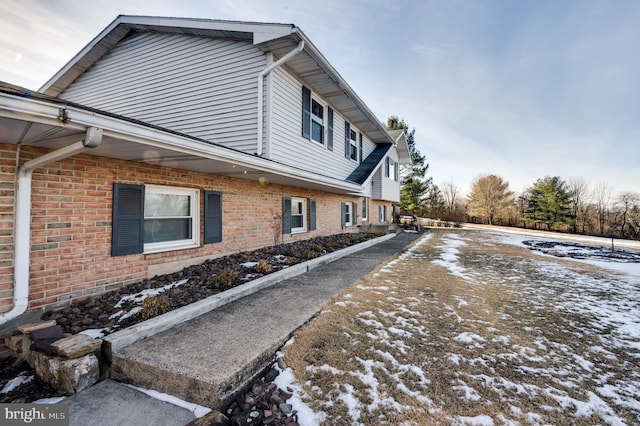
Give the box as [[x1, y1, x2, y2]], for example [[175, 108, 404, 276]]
[[256, 40, 305, 157], [1, 127, 103, 325]]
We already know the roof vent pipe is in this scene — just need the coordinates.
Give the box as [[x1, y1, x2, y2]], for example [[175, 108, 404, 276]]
[[1, 127, 103, 325], [257, 41, 305, 157]]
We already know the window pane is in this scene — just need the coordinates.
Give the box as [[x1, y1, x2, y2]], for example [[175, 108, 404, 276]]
[[145, 193, 190, 217], [311, 100, 323, 120], [145, 218, 191, 243], [312, 121, 324, 143], [350, 130, 356, 142], [295, 201, 303, 214], [350, 144, 357, 160], [292, 214, 304, 229]]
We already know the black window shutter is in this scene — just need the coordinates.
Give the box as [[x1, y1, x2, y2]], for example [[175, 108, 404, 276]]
[[112, 183, 144, 256], [282, 197, 292, 234], [344, 122, 350, 158], [327, 107, 334, 151], [309, 199, 317, 231], [359, 133, 363, 163], [354, 202, 359, 225], [302, 86, 311, 139], [385, 157, 390, 177], [204, 191, 222, 244], [340, 202, 346, 229]]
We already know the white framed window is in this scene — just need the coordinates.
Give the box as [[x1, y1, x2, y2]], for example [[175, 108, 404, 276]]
[[349, 129, 358, 161], [344, 202, 352, 227], [378, 204, 387, 223], [361, 197, 369, 221], [143, 185, 200, 253], [311, 99, 324, 144], [385, 157, 396, 180], [291, 197, 308, 233]]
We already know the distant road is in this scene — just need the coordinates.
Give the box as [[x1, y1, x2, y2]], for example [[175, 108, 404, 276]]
[[461, 223, 640, 251]]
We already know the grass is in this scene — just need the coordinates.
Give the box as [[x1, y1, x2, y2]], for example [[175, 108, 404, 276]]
[[282, 230, 640, 425]]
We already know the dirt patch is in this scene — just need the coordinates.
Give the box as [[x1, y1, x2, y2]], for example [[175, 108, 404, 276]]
[[281, 230, 640, 424]]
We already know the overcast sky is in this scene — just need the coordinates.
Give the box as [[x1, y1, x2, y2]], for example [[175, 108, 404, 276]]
[[1, 0, 638, 196]]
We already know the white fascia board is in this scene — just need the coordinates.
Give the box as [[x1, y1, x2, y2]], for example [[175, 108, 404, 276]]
[[292, 28, 395, 146], [40, 15, 294, 94], [0, 95, 76, 128], [59, 103, 362, 194], [2, 93, 362, 193], [40, 16, 125, 94], [117, 15, 294, 42], [395, 134, 412, 165]]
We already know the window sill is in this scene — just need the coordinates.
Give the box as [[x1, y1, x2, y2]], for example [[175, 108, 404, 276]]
[[144, 240, 200, 255]]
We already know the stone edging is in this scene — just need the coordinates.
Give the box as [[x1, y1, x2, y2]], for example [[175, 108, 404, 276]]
[[104, 233, 398, 354]]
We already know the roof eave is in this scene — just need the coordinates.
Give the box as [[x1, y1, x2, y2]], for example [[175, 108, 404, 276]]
[[1, 86, 363, 195], [40, 15, 296, 96]]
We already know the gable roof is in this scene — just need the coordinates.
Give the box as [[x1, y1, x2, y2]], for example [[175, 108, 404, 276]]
[[387, 129, 412, 164], [41, 15, 396, 146]]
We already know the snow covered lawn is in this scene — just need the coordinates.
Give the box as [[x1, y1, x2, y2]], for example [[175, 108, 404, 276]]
[[280, 229, 640, 425]]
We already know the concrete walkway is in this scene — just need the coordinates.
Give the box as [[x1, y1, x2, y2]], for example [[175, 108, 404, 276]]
[[67, 231, 421, 425]]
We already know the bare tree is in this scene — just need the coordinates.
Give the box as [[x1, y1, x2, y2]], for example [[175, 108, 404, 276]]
[[467, 175, 514, 225], [567, 178, 589, 234], [615, 192, 640, 238], [441, 180, 460, 216], [592, 182, 612, 235]]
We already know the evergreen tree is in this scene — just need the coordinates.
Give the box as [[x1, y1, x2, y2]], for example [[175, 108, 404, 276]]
[[525, 176, 573, 230], [387, 116, 431, 214]]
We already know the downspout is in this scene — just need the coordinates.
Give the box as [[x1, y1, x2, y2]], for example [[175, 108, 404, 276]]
[[257, 40, 305, 157], [1, 127, 103, 325]]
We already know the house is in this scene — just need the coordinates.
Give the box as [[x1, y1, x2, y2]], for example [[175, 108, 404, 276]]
[[0, 15, 411, 323]]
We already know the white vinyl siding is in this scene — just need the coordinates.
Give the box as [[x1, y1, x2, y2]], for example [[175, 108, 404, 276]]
[[60, 31, 266, 154], [270, 67, 377, 180], [371, 148, 401, 202]]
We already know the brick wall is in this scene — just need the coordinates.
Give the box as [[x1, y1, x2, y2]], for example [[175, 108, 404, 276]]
[[0, 144, 392, 314], [0, 145, 17, 314]]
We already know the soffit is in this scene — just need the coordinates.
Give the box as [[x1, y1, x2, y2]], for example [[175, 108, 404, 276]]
[[0, 87, 362, 195]]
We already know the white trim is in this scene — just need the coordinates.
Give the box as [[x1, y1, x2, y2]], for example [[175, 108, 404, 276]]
[[344, 202, 353, 227], [361, 196, 369, 222], [0, 93, 363, 195], [290, 197, 308, 234], [143, 185, 200, 254]]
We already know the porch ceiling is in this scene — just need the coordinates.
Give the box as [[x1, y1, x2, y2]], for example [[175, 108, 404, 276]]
[[0, 91, 362, 195]]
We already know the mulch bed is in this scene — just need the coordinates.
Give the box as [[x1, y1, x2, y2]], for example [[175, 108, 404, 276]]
[[2, 232, 382, 406], [41, 232, 381, 336]]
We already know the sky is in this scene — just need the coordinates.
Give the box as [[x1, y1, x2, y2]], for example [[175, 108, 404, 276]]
[[1, 0, 639, 196]]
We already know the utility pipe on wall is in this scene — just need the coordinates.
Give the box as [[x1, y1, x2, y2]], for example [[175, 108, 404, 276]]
[[256, 40, 305, 157], [1, 127, 103, 325]]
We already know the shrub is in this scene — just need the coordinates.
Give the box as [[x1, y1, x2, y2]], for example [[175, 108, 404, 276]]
[[215, 268, 238, 287], [303, 250, 318, 260], [254, 260, 273, 274], [140, 296, 171, 321]]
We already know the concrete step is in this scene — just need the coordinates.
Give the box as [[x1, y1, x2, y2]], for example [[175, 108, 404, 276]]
[[108, 232, 421, 409]]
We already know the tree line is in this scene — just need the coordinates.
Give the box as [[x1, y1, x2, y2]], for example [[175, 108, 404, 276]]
[[388, 117, 639, 240]]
